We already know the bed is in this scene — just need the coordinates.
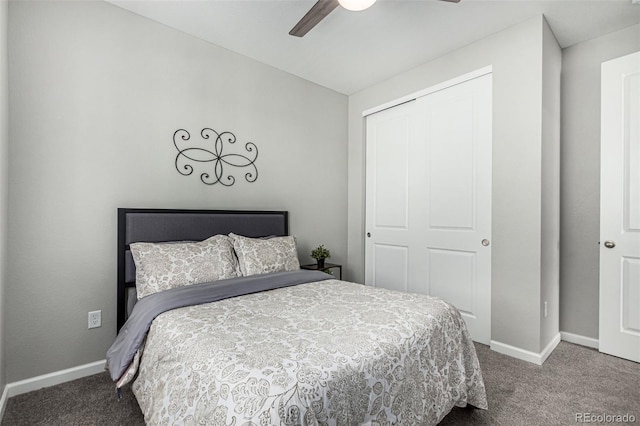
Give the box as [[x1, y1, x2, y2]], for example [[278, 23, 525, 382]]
[[107, 208, 487, 425]]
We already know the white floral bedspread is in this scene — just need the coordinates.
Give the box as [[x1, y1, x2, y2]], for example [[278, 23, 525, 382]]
[[132, 279, 487, 425]]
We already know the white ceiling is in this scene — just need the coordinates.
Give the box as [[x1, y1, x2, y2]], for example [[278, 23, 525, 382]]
[[106, 0, 640, 95]]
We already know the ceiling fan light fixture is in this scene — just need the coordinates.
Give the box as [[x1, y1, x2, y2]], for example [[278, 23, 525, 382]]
[[338, 0, 377, 12]]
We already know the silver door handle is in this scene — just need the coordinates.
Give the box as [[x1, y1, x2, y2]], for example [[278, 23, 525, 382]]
[[481, 239, 490, 246], [604, 240, 615, 249]]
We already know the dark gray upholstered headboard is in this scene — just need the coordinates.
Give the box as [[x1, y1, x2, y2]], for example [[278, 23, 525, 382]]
[[117, 208, 289, 332]]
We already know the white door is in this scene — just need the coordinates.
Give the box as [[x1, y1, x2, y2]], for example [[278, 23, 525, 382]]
[[599, 52, 640, 363], [416, 74, 492, 344], [365, 100, 417, 294], [365, 72, 492, 345]]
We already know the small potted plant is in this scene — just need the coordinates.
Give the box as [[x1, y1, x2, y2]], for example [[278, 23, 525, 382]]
[[311, 244, 331, 269]]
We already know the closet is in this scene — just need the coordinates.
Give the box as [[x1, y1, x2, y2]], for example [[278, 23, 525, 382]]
[[364, 70, 492, 344]]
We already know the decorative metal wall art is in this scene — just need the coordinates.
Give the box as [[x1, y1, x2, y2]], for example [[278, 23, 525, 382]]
[[173, 128, 258, 186]]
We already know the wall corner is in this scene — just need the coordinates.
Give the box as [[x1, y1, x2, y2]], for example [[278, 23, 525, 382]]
[[539, 13, 562, 353]]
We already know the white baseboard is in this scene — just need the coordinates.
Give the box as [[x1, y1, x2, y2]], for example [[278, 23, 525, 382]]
[[0, 384, 8, 423], [491, 333, 561, 365], [540, 333, 562, 364], [560, 331, 599, 349], [5, 359, 106, 399]]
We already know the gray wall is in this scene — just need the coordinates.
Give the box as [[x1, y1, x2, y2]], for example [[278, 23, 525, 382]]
[[540, 20, 561, 349], [0, 0, 8, 396], [560, 24, 640, 340], [7, 0, 347, 382], [347, 16, 556, 354]]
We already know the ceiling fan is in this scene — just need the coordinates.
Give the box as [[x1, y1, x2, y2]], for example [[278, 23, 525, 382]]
[[289, 0, 461, 37]]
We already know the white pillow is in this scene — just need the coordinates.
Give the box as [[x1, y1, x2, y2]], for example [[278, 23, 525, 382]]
[[130, 235, 239, 299], [229, 233, 300, 276]]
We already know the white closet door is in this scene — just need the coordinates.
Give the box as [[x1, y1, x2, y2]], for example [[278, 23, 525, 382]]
[[365, 73, 492, 345], [416, 74, 492, 345], [599, 52, 640, 363], [365, 100, 417, 293]]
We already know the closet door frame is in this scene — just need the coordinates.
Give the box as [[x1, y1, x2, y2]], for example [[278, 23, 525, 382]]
[[362, 66, 492, 117]]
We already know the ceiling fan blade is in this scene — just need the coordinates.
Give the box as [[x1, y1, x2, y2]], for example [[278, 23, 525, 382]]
[[289, 0, 340, 37]]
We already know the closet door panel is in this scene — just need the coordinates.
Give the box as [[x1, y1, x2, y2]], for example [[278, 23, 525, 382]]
[[416, 74, 492, 344], [372, 114, 409, 229], [427, 97, 475, 230], [365, 101, 416, 290], [372, 244, 408, 293], [427, 248, 476, 314]]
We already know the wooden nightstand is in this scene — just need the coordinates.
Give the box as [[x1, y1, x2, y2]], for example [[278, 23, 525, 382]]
[[300, 262, 342, 280]]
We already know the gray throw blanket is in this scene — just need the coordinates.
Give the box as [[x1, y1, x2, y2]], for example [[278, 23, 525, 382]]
[[106, 270, 332, 384]]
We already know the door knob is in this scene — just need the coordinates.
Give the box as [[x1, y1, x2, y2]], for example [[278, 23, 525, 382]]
[[481, 239, 490, 246], [604, 240, 616, 249]]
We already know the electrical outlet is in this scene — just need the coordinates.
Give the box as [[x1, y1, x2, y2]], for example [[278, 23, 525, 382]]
[[88, 310, 102, 329]]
